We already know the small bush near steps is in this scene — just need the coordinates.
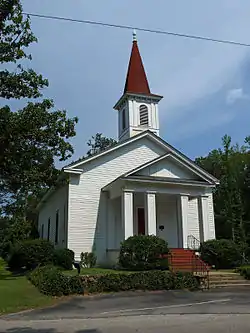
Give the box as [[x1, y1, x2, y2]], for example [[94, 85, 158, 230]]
[[236, 266, 250, 280], [119, 235, 169, 271], [200, 239, 242, 269]]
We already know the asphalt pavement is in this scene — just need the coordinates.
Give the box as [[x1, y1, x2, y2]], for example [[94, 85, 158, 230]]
[[1, 288, 250, 332]]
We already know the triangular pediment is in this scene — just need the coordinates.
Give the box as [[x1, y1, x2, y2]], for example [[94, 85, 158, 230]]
[[123, 153, 214, 184]]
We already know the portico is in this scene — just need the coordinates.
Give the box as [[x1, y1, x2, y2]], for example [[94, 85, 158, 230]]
[[104, 175, 215, 265]]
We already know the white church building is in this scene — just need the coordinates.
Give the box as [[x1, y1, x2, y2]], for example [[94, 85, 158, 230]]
[[38, 33, 219, 265]]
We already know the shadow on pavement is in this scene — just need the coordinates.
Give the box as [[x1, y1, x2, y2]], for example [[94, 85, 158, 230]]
[[0, 328, 100, 333]]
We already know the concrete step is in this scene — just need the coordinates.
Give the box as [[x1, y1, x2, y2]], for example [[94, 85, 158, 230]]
[[208, 271, 250, 288], [210, 283, 250, 288], [210, 279, 249, 285], [209, 275, 245, 281]]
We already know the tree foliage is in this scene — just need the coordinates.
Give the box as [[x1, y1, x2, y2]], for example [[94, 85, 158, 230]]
[[86, 133, 117, 157], [0, 1, 78, 217], [196, 134, 250, 247]]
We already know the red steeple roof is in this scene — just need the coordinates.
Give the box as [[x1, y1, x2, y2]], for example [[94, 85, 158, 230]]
[[124, 33, 151, 95]]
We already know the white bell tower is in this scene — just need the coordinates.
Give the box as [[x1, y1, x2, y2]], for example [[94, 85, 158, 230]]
[[114, 31, 163, 142]]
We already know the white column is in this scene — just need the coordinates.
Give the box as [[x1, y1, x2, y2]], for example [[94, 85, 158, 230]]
[[179, 194, 189, 248], [107, 197, 115, 249], [198, 195, 209, 241], [122, 190, 134, 240], [145, 192, 157, 235]]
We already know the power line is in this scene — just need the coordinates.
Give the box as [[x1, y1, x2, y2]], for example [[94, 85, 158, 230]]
[[22, 12, 250, 48]]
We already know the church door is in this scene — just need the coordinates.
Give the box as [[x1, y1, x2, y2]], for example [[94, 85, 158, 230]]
[[137, 208, 145, 235]]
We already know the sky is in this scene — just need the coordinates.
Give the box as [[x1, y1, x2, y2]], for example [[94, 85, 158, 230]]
[[15, 1, 250, 164]]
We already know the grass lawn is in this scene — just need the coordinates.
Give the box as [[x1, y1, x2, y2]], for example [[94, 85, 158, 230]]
[[0, 258, 58, 315]]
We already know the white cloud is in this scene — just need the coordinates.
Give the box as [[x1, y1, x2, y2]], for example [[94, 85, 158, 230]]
[[226, 88, 249, 104]]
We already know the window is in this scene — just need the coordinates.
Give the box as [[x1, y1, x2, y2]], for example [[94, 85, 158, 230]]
[[121, 108, 126, 130], [55, 210, 59, 244], [41, 224, 44, 239], [62, 203, 66, 244], [139, 104, 149, 126], [47, 218, 51, 241]]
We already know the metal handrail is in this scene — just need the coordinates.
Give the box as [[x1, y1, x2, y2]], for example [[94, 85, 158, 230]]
[[187, 235, 200, 250], [187, 234, 218, 269]]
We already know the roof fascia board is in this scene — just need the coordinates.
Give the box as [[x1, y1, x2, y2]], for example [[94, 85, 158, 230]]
[[123, 176, 215, 188], [63, 168, 82, 175], [114, 92, 163, 110]]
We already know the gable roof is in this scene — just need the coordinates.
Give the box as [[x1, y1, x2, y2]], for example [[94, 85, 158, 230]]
[[64, 130, 219, 184], [123, 153, 216, 184], [64, 130, 149, 169]]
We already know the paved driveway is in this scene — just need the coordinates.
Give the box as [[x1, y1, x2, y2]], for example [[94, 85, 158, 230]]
[[1, 288, 250, 332]]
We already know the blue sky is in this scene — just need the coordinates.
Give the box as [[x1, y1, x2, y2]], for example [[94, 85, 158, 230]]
[[19, 0, 250, 163]]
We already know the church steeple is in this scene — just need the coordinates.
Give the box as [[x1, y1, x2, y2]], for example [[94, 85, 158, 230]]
[[124, 30, 151, 96], [114, 32, 163, 142]]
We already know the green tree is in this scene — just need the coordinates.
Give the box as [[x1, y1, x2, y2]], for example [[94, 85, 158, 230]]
[[196, 134, 250, 245], [0, 1, 78, 218], [87, 133, 117, 157]]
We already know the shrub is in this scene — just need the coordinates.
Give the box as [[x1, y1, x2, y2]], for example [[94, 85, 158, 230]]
[[80, 252, 97, 268], [80, 271, 199, 293], [119, 235, 169, 271], [8, 239, 54, 271], [237, 266, 250, 280], [0, 218, 38, 260], [53, 248, 74, 270], [200, 239, 242, 269], [29, 268, 199, 296], [28, 265, 84, 296]]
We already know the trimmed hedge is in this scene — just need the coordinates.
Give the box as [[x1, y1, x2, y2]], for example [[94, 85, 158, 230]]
[[8, 239, 55, 271], [119, 235, 169, 271], [28, 265, 84, 296], [80, 271, 199, 293], [28, 266, 199, 296], [53, 248, 75, 270], [200, 239, 242, 269]]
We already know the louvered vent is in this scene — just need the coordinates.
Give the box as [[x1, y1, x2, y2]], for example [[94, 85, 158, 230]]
[[139, 104, 148, 126]]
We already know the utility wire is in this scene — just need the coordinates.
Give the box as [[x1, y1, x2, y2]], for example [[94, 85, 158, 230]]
[[22, 12, 250, 48]]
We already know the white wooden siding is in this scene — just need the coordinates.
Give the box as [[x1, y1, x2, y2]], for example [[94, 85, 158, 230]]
[[207, 192, 216, 239], [68, 137, 166, 262], [38, 185, 68, 248], [136, 158, 198, 180], [187, 197, 200, 241]]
